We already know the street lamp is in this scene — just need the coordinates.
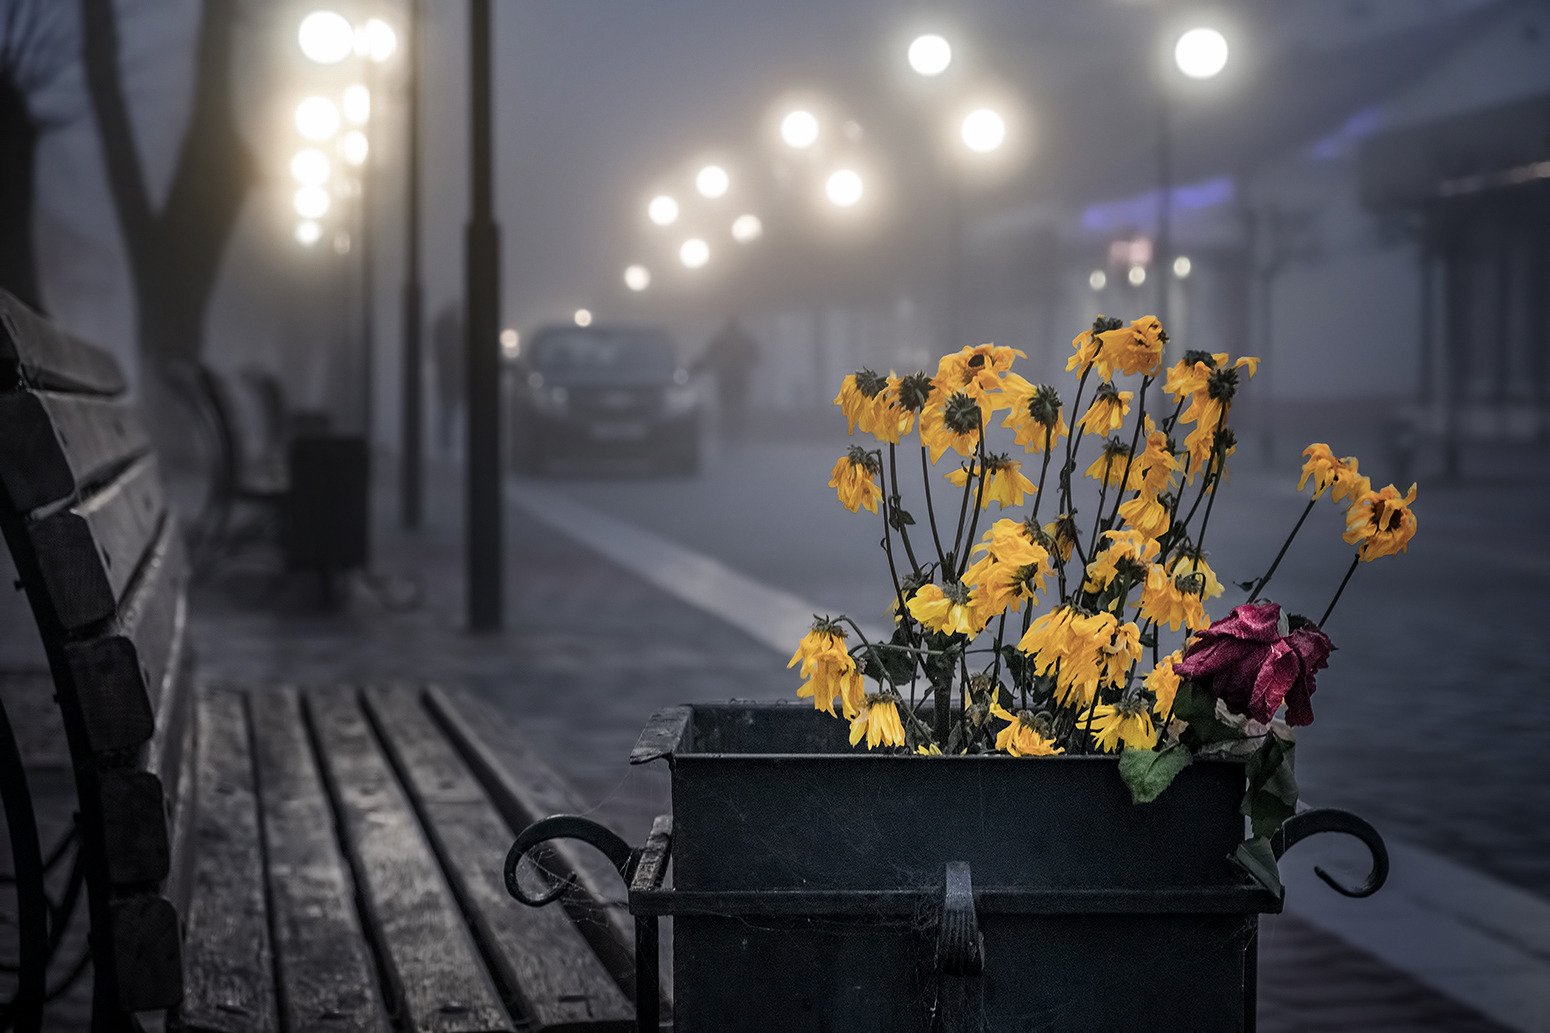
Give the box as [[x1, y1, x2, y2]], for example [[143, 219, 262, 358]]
[[298, 10, 354, 64], [907, 33, 952, 77], [680, 238, 710, 268], [1175, 28, 1228, 81], [295, 96, 340, 140], [624, 264, 651, 291], [960, 108, 1005, 154], [825, 168, 863, 207], [648, 194, 679, 226], [696, 164, 729, 199], [780, 109, 818, 149], [731, 214, 763, 242]]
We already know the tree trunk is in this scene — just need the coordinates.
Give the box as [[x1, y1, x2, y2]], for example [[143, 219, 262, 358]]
[[0, 74, 41, 309]]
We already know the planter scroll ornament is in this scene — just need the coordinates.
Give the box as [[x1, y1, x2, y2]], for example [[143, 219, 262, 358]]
[[508, 316, 1411, 1031]]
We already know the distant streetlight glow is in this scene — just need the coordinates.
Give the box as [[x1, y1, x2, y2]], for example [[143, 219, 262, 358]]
[[1173, 255, 1193, 278], [1089, 270, 1107, 291], [291, 148, 330, 186], [624, 264, 651, 291], [500, 329, 520, 356], [342, 84, 370, 125], [295, 96, 341, 140], [358, 18, 397, 62], [696, 164, 729, 199], [333, 229, 351, 254], [574, 308, 593, 327], [1128, 265, 1147, 287], [781, 109, 819, 149], [648, 195, 679, 226], [908, 33, 952, 76], [294, 185, 331, 219], [826, 168, 863, 207], [299, 11, 354, 64], [680, 238, 709, 268], [731, 214, 763, 242], [960, 108, 1006, 153], [295, 220, 322, 246], [341, 130, 369, 166], [1175, 27, 1228, 80]]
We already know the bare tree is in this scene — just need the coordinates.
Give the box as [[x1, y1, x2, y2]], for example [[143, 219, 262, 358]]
[[79, 0, 254, 366], [0, 0, 74, 310]]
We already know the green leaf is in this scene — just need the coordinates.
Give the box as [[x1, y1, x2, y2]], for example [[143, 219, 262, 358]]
[[1118, 743, 1193, 804], [1230, 836, 1284, 900], [888, 503, 916, 530], [1173, 681, 1238, 746], [1242, 737, 1298, 838]]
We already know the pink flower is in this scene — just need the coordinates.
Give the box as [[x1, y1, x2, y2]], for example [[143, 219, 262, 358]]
[[1172, 602, 1332, 727]]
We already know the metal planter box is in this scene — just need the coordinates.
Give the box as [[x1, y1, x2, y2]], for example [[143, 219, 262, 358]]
[[629, 702, 1282, 1033]]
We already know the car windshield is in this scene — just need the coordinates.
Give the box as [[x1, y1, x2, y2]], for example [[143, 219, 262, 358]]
[[530, 329, 675, 375]]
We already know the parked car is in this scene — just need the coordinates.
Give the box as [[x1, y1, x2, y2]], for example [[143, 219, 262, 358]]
[[509, 324, 701, 474]]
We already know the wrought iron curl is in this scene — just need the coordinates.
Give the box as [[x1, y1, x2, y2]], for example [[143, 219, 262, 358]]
[[1272, 807, 1389, 898], [503, 814, 637, 907]]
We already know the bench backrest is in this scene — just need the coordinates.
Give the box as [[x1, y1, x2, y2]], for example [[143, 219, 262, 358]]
[[0, 288, 193, 1012]]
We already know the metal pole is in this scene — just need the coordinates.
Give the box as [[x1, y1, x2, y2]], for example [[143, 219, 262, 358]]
[[465, 0, 502, 629], [401, 0, 423, 528], [360, 61, 375, 443], [1156, 91, 1172, 337]]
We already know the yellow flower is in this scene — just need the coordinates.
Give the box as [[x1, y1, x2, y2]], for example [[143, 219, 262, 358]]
[[1145, 650, 1184, 717], [1078, 383, 1132, 437], [1082, 529, 1160, 593], [1043, 515, 1079, 563], [1065, 327, 1102, 375], [1343, 482, 1418, 561], [1016, 607, 1118, 707], [788, 620, 865, 718], [858, 375, 916, 444], [907, 582, 986, 637], [962, 519, 1053, 614], [1084, 438, 1133, 487], [916, 742, 943, 756], [1136, 561, 1206, 632], [918, 390, 988, 464], [1129, 422, 1179, 495], [1100, 620, 1144, 687], [1298, 443, 1343, 499], [1116, 492, 1171, 540], [989, 702, 1063, 757], [1089, 699, 1159, 753], [849, 694, 906, 749], [1093, 316, 1165, 380], [1001, 379, 1068, 453], [935, 343, 1024, 408], [1167, 551, 1223, 601], [945, 456, 1036, 509], [828, 447, 883, 513]]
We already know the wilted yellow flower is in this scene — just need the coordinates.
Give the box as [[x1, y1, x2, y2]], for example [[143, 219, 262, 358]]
[[828, 448, 883, 513], [1145, 650, 1184, 716], [1117, 491, 1171, 539], [1128, 422, 1179, 495], [946, 456, 1037, 509], [1078, 383, 1132, 437], [789, 620, 865, 718], [989, 702, 1063, 757], [849, 693, 906, 749], [1343, 482, 1418, 561], [1017, 606, 1118, 707], [962, 519, 1053, 614], [1093, 316, 1165, 380], [834, 373, 866, 434], [907, 582, 986, 637], [935, 343, 1024, 408], [858, 375, 916, 444], [918, 390, 989, 464], [1066, 327, 1102, 375], [1001, 379, 1068, 453], [1082, 529, 1161, 593], [1084, 438, 1133, 488], [1089, 699, 1159, 752], [1136, 562, 1206, 632], [1100, 620, 1144, 686]]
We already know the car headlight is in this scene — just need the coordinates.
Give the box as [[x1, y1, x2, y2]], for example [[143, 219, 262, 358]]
[[663, 384, 697, 416]]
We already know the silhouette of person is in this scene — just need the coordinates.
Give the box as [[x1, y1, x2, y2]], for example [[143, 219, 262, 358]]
[[695, 316, 760, 439]]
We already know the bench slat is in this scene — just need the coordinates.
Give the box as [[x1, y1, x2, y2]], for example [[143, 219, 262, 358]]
[[28, 455, 166, 630], [365, 686, 634, 1033], [177, 686, 277, 1033], [61, 515, 187, 756], [424, 685, 645, 1003], [306, 687, 514, 1033], [0, 289, 127, 395], [0, 391, 150, 514], [251, 686, 391, 1033]]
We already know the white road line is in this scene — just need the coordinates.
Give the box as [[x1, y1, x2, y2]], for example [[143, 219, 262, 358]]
[[508, 480, 1550, 1033]]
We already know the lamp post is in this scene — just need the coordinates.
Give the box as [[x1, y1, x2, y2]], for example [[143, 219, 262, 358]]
[[401, 0, 422, 529], [1158, 26, 1228, 340]]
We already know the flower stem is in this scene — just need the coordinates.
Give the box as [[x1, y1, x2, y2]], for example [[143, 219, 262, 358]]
[[1247, 496, 1316, 603], [1031, 426, 1054, 521], [919, 446, 950, 569], [957, 420, 989, 579], [888, 443, 922, 571], [1104, 375, 1153, 531], [1319, 554, 1361, 628]]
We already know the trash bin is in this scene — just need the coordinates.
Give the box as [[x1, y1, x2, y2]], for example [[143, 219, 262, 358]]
[[283, 434, 369, 574]]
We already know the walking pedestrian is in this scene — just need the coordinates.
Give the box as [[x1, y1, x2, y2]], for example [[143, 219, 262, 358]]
[[695, 315, 760, 440]]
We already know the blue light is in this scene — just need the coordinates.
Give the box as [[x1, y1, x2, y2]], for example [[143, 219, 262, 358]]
[[1080, 176, 1236, 233]]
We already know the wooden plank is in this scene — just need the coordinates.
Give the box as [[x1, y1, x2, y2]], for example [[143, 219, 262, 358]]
[[0, 289, 126, 395], [177, 685, 276, 1032], [28, 455, 166, 629], [306, 687, 514, 1033], [364, 685, 633, 1032], [424, 684, 647, 1004], [250, 686, 390, 1033], [0, 391, 151, 514], [60, 515, 187, 756]]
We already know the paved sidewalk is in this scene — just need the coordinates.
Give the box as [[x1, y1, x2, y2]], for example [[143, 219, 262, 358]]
[[176, 458, 1518, 1032]]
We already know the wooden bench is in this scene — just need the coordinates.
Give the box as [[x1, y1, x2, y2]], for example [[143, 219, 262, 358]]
[[0, 288, 643, 1032]]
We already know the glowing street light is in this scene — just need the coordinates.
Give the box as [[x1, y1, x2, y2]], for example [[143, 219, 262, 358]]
[[342, 84, 370, 125], [960, 108, 1005, 153], [357, 18, 397, 62], [679, 238, 709, 268], [731, 214, 763, 242], [825, 168, 863, 207], [1089, 270, 1107, 291], [295, 220, 323, 246], [696, 164, 729, 199], [341, 130, 369, 166], [624, 264, 651, 291], [1128, 265, 1147, 287], [648, 194, 679, 226], [295, 96, 341, 140], [291, 148, 330, 186], [299, 10, 354, 64], [908, 33, 952, 77], [574, 308, 593, 327], [780, 109, 819, 149], [1174, 27, 1228, 80], [294, 185, 331, 219], [500, 329, 521, 357], [1173, 255, 1192, 278]]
